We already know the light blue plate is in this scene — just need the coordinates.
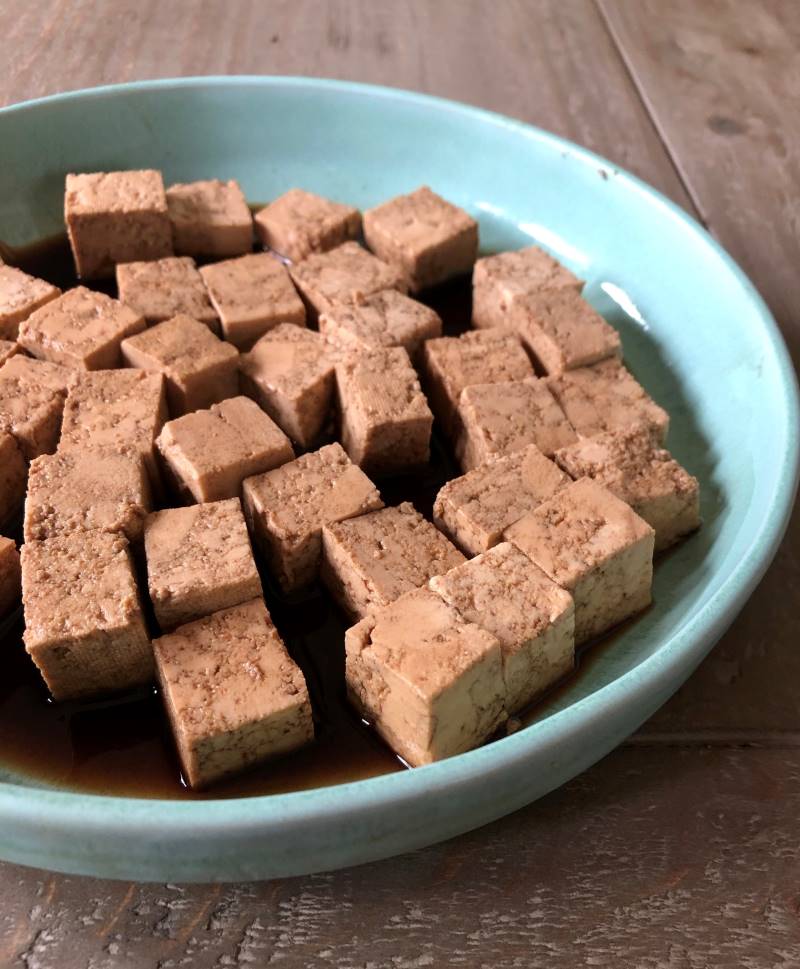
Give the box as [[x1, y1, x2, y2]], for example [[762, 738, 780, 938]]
[[0, 77, 797, 882]]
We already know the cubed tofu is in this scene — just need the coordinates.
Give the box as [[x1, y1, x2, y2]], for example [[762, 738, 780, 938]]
[[506, 289, 622, 374], [363, 186, 478, 292], [547, 358, 670, 442], [336, 346, 433, 475], [65, 170, 173, 279], [319, 289, 442, 358], [321, 502, 465, 619], [0, 355, 72, 459], [0, 433, 27, 527], [24, 447, 151, 543], [555, 424, 701, 551], [199, 253, 306, 350], [420, 329, 533, 435], [472, 246, 583, 330], [238, 323, 337, 448], [289, 242, 408, 323], [144, 498, 261, 631], [433, 444, 568, 556], [116, 256, 218, 330], [0, 265, 60, 340], [59, 369, 167, 491], [153, 597, 314, 789], [505, 477, 655, 644], [345, 587, 506, 766], [156, 395, 294, 503], [166, 179, 253, 258], [430, 542, 575, 714], [242, 442, 383, 593], [455, 376, 577, 470], [18, 287, 146, 370], [0, 535, 21, 617], [254, 188, 361, 263], [121, 314, 239, 417], [0, 340, 22, 366], [22, 531, 152, 701]]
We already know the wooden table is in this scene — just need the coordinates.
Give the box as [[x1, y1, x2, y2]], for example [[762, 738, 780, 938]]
[[1, 2, 798, 964]]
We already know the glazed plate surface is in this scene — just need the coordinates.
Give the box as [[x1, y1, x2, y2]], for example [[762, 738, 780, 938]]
[[0, 77, 797, 882]]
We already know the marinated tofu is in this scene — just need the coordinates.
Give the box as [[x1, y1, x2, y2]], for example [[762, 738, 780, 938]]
[[321, 502, 465, 619], [0, 433, 27, 527], [0, 265, 60, 340], [0, 355, 72, 459], [117, 256, 218, 330], [254, 188, 361, 263], [166, 178, 253, 258], [0, 535, 21, 618]]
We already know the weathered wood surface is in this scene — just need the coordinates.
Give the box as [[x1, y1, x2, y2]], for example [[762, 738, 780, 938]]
[[1, 1, 799, 965]]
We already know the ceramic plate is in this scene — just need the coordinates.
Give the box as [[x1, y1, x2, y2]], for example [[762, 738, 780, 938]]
[[0, 77, 797, 882]]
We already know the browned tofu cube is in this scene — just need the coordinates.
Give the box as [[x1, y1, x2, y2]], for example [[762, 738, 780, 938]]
[[420, 329, 533, 435], [243, 442, 383, 593], [254, 188, 361, 263], [144, 498, 261, 631], [555, 424, 701, 551], [200, 253, 306, 350], [166, 179, 253, 258], [363, 186, 478, 292], [319, 289, 442, 358], [547, 359, 670, 442], [0, 433, 27, 527], [455, 376, 577, 470], [0, 355, 72, 459], [116, 256, 218, 330], [345, 587, 506, 766], [321, 502, 465, 619], [336, 346, 433, 475], [238, 323, 337, 448], [433, 444, 568, 557], [0, 535, 21, 617], [0, 340, 22, 366], [65, 170, 173, 279], [505, 477, 655, 644], [24, 447, 151, 543], [18, 287, 146, 370], [121, 314, 239, 417], [22, 531, 152, 701], [472, 246, 583, 330], [59, 369, 167, 491], [156, 396, 294, 503], [0, 265, 60, 339], [153, 597, 314, 789], [289, 242, 408, 323], [430, 542, 575, 714]]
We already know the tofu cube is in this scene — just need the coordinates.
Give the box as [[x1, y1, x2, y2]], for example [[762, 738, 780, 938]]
[[555, 424, 701, 551], [0, 355, 72, 459], [336, 346, 433, 475], [321, 502, 465, 619], [121, 314, 239, 417], [505, 477, 655, 644], [547, 358, 670, 442], [166, 179, 253, 258], [0, 340, 22, 366], [0, 433, 27, 526], [116, 256, 218, 330], [199, 253, 306, 350], [65, 170, 173, 279], [242, 442, 383, 593], [456, 376, 577, 471], [345, 587, 506, 766], [153, 597, 314, 789], [254, 188, 361, 263], [430, 542, 575, 714], [238, 323, 337, 448], [18, 287, 146, 370], [0, 265, 60, 339], [144, 498, 261, 631], [289, 242, 408, 323], [433, 444, 568, 557], [363, 186, 478, 292], [319, 289, 442, 358], [59, 369, 167, 491], [0, 535, 21, 617], [22, 531, 153, 701], [472, 246, 583, 330], [420, 329, 533, 435], [156, 395, 294, 503]]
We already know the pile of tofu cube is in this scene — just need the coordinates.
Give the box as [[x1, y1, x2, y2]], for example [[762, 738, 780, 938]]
[[0, 170, 700, 788]]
